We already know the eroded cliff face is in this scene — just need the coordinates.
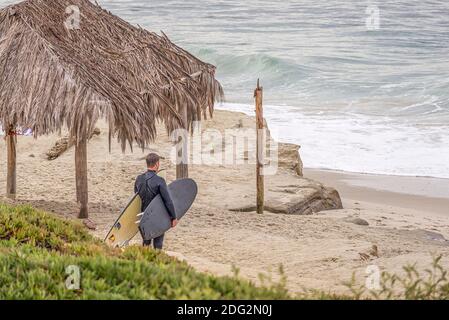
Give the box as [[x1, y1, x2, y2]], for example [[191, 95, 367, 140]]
[[190, 109, 342, 214], [278, 142, 303, 176]]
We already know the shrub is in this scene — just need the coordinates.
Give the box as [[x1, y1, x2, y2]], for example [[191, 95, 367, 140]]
[[345, 255, 449, 300], [2, 203, 447, 300], [0, 203, 290, 300]]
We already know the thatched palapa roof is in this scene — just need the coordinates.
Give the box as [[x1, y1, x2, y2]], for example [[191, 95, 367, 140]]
[[0, 0, 223, 148]]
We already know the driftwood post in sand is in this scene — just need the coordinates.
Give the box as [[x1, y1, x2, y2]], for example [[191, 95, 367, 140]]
[[75, 139, 88, 219], [6, 125, 17, 200], [176, 105, 189, 179], [254, 80, 264, 214]]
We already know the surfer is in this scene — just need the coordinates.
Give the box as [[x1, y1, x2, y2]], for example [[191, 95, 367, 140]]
[[134, 153, 177, 249]]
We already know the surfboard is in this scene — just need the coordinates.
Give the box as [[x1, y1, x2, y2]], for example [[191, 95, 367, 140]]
[[104, 169, 167, 247], [104, 193, 142, 247], [139, 178, 197, 240]]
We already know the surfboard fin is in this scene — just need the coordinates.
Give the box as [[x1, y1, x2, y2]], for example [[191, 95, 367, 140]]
[[135, 212, 144, 224]]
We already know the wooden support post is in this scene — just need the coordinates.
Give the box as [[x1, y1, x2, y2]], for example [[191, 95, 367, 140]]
[[6, 125, 17, 200], [176, 155, 189, 179], [254, 80, 264, 214], [176, 105, 189, 179], [75, 139, 88, 219]]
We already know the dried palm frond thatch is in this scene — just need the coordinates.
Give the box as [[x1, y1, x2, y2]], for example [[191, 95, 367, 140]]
[[0, 0, 223, 148], [0, 0, 224, 218]]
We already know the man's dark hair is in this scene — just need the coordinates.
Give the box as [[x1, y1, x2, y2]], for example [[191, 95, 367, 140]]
[[146, 153, 160, 167]]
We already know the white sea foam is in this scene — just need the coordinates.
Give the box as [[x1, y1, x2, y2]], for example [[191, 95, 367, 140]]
[[1, 0, 447, 179], [217, 102, 449, 179]]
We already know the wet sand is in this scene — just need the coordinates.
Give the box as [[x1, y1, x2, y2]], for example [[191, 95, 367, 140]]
[[305, 169, 449, 216]]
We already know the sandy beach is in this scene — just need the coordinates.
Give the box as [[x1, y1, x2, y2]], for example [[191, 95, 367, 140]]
[[306, 169, 449, 217], [1, 109, 448, 295]]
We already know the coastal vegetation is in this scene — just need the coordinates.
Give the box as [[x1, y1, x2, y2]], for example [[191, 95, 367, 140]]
[[1, 202, 448, 300], [0, 203, 288, 299]]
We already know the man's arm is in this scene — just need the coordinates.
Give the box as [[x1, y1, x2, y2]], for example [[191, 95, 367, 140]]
[[159, 180, 176, 220]]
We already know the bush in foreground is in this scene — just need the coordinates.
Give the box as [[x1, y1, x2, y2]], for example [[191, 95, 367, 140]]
[[345, 255, 449, 300], [1, 203, 448, 300], [0, 203, 289, 300]]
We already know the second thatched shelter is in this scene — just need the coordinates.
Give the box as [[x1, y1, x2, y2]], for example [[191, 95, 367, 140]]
[[0, 0, 223, 218]]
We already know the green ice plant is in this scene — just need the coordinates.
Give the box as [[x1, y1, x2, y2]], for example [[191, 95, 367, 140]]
[[1, 202, 448, 300], [0, 203, 290, 300]]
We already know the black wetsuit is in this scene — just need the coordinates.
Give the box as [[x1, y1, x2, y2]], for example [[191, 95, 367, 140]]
[[134, 170, 176, 249]]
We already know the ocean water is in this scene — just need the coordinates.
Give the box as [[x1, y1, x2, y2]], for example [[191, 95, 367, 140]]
[[1, 0, 449, 178]]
